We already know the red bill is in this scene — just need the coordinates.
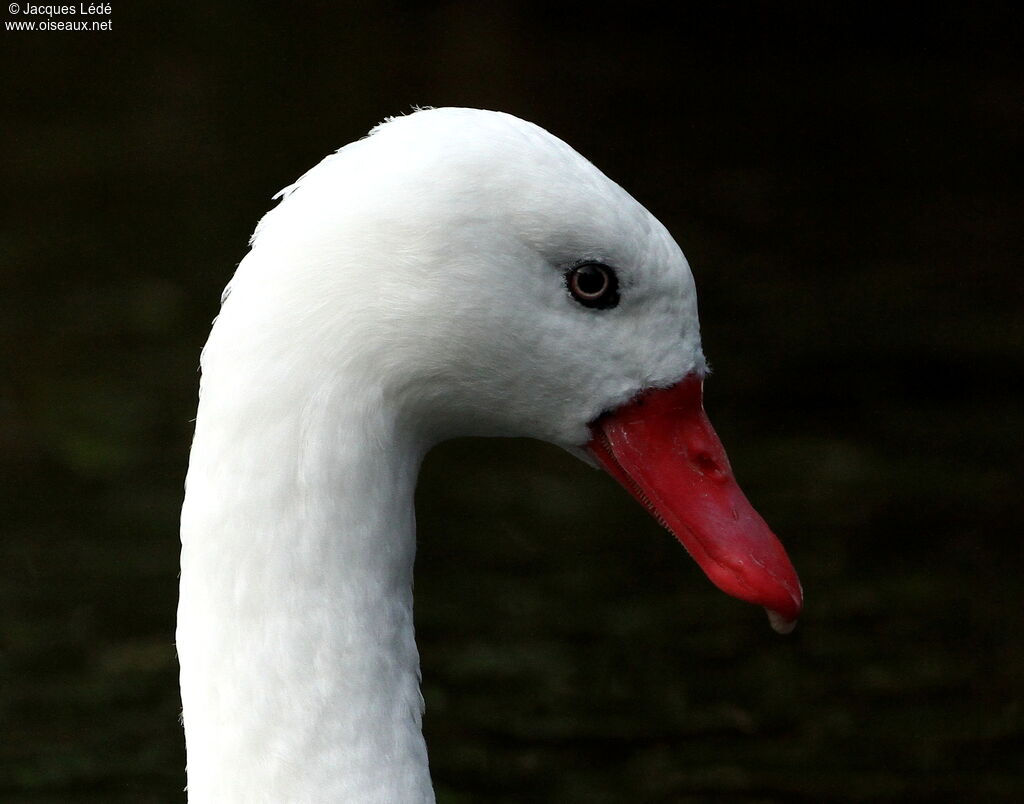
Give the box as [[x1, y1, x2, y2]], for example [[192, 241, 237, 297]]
[[587, 374, 803, 633]]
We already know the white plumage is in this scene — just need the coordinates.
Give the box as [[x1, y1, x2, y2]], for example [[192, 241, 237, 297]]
[[178, 108, 798, 802]]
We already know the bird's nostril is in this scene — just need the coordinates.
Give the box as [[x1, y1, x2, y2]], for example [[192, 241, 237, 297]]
[[694, 451, 718, 473], [692, 448, 724, 473]]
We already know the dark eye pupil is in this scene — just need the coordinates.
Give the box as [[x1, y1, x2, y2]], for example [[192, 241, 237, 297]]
[[576, 265, 606, 295], [567, 262, 619, 309]]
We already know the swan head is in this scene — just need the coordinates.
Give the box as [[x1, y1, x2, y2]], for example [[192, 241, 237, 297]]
[[246, 108, 702, 444], [229, 107, 801, 628]]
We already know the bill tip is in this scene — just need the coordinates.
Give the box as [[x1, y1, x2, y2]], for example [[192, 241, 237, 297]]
[[766, 608, 798, 635]]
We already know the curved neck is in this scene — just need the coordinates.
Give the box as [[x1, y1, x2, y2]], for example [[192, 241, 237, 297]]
[[178, 358, 434, 802]]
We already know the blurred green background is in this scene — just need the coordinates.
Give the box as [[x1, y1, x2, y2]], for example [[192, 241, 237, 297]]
[[2, 3, 1022, 802]]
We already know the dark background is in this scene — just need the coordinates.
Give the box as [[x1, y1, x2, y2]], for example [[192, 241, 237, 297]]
[[2, 3, 1022, 802]]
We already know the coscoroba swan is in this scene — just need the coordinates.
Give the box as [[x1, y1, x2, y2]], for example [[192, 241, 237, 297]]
[[178, 108, 803, 803]]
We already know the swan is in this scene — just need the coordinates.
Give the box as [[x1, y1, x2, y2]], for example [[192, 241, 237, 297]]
[[177, 107, 803, 803]]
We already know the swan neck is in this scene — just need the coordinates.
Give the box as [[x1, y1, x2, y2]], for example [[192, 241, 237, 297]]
[[178, 378, 433, 803]]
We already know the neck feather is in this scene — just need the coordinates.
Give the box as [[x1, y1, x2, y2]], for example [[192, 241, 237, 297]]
[[178, 332, 434, 802]]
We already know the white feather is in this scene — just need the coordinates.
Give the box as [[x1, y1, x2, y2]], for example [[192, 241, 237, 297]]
[[178, 107, 705, 802]]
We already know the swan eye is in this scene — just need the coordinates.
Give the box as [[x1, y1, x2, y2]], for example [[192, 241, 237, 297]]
[[566, 262, 619, 309]]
